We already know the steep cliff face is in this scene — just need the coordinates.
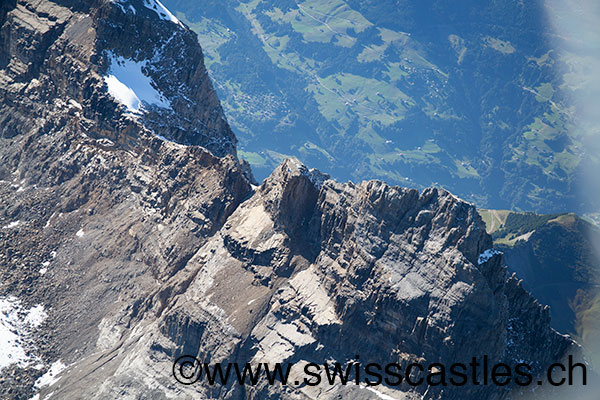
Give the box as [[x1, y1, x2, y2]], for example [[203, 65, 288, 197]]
[[0, 0, 237, 155], [0, 1, 590, 400], [479, 210, 600, 368]]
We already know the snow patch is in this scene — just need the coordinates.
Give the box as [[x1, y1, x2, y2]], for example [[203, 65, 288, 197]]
[[24, 305, 48, 328], [110, 0, 126, 14], [68, 99, 82, 110], [39, 268, 48, 275], [362, 386, 398, 400], [110, 0, 136, 15], [35, 360, 67, 388], [354, 383, 402, 400], [290, 159, 329, 189], [305, 168, 329, 189], [154, 133, 185, 147], [44, 213, 55, 229], [142, 0, 182, 26], [96, 138, 115, 147], [104, 53, 170, 114], [104, 75, 140, 112], [2, 220, 21, 229], [0, 297, 47, 371], [0, 298, 28, 371], [478, 248, 501, 265]]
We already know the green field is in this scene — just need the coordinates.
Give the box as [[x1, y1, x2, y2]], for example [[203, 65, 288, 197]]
[[163, 0, 597, 214]]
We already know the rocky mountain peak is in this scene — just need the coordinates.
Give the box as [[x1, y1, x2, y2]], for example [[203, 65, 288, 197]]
[[257, 158, 328, 240], [0, 0, 237, 157], [97, 0, 237, 155]]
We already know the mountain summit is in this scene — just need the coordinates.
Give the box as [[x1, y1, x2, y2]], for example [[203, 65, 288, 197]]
[[1, 0, 237, 156]]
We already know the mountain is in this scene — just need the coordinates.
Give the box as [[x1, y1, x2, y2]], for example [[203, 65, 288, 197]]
[[479, 209, 600, 368], [0, 1, 595, 399], [160, 0, 599, 216]]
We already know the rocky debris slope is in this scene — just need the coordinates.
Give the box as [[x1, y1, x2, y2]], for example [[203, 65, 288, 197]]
[[0, 1, 591, 399]]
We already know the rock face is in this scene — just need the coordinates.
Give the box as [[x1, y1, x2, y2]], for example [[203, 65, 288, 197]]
[[0, 1, 591, 400], [0, 0, 236, 155], [485, 212, 600, 368]]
